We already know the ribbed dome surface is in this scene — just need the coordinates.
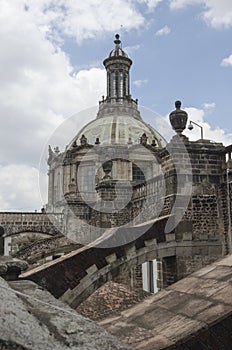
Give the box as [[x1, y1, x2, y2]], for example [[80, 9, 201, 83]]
[[109, 47, 128, 58], [67, 34, 167, 150], [68, 114, 166, 149]]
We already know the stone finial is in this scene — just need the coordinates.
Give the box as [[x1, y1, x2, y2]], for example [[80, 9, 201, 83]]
[[47, 145, 54, 165], [140, 133, 148, 146], [80, 134, 88, 146], [47, 145, 59, 165], [169, 100, 188, 135], [175, 100, 181, 109], [114, 33, 121, 46], [54, 146, 60, 154], [72, 140, 77, 148], [102, 160, 113, 180]]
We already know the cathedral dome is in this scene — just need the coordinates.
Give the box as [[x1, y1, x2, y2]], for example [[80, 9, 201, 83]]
[[47, 34, 168, 215], [68, 112, 166, 148], [67, 34, 166, 150]]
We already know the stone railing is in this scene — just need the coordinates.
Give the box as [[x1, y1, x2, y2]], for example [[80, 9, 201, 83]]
[[132, 174, 165, 201]]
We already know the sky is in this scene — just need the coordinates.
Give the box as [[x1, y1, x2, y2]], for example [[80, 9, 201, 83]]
[[0, 0, 232, 211]]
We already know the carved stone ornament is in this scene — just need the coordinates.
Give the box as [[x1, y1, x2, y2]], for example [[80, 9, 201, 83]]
[[169, 101, 188, 135]]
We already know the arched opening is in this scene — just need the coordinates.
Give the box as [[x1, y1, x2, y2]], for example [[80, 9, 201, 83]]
[[132, 163, 146, 184], [4, 231, 51, 256]]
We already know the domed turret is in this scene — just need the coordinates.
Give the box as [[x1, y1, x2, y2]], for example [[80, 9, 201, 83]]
[[103, 34, 132, 102], [66, 34, 167, 149]]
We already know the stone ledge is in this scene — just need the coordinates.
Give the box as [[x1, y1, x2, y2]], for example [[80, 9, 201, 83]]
[[100, 255, 232, 349]]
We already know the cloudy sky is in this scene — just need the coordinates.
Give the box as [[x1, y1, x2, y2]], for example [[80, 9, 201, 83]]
[[0, 0, 232, 211]]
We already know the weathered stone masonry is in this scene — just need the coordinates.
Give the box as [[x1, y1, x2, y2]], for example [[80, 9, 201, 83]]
[[1, 35, 232, 301]]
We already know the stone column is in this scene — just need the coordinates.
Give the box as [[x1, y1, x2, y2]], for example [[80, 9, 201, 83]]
[[48, 169, 54, 206]]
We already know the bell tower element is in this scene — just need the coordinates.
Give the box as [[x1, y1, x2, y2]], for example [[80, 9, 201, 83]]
[[103, 34, 132, 101]]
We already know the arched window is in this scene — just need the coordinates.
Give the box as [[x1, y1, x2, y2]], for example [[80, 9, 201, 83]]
[[77, 163, 95, 198], [132, 164, 145, 183]]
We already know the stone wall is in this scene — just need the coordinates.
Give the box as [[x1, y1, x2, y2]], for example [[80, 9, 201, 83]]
[[61, 138, 231, 291], [1, 138, 231, 301], [0, 212, 63, 236], [138, 138, 231, 284]]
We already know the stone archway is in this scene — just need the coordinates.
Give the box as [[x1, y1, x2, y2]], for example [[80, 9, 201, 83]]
[[4, 231, 53, 256]]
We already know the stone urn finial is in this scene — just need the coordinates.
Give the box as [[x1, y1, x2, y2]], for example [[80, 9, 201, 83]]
[[169, 100, 188, 135], [102, 160, 113, 180]]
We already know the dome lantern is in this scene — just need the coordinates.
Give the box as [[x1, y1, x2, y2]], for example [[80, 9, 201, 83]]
[[103, 34, 132, 102]]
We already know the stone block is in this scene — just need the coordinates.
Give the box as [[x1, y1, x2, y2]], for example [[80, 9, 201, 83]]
[[125, 245, 136, 259], [215, 255, 232, 267], [195, 303, 231, 325], [165, 233, 175, 242], [146, 251, 158, 261], [182, 232, 192, 241], [145, 239, 157, 247], [86, 264, 99, 275], [192, 246, 209, 256], [105, 253, 117, 264], [208, 245, 222, 256], [158, 246, 176, 258], [176, 245, 192, 257]]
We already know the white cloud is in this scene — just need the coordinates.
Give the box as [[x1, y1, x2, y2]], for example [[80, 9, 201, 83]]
[[0, 0, 159, 211], [0, 165, 43, 211], [170, 0, 232, 28], [133, 79, 148, 87], [155, 25, 171, 36], [184, 107, 232, 145], [124, 44, 141, 55], [0, 1, 108, 210], [137, 0, 163, 11], [221, 54, 232, 67], [203, 102, 216, 109], [169, 0, 201, 10], [0, 1, 106, 165], [19, 0, 145, 44]]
